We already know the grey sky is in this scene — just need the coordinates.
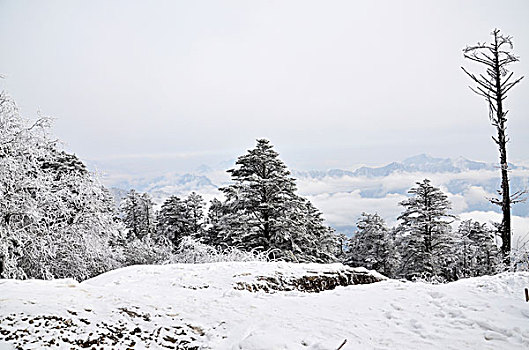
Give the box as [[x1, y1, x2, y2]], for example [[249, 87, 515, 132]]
[[1, 0, 528, 172]]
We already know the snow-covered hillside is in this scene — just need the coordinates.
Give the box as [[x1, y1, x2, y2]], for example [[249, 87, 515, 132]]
[[1, 262, 529, 349]]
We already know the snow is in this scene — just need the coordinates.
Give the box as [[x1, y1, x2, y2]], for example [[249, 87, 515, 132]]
[[1, 262, 529, 349]]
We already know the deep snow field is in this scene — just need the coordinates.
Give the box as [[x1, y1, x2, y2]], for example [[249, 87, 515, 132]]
[[1, 262, 529, 349]]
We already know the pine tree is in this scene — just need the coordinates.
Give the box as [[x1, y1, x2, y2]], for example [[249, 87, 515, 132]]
[[347, 213, 398, 277], [455, 220, 500, 277], [157, 195, 188, 246], [204, 198, 228, 247], [184, 192, 205, 237], [157, 192, 205, 248], [299, 200, 339, 262], [120, 190, 155, 239], [219, 139, 303, 253], [455, 220, 475, 278], [215, 139, 337, 261], [396, 179, 455, 280]]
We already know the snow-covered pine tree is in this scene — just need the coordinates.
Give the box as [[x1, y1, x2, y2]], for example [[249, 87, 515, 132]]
[[141, 192, 156, 237], [121, 189, 141, 238], [120, 190, 155, 239], [157, 195, 188, 247], [218, 139, 302, 255], [204, 197, 248, 251], [40, 149, 88, 181], [396, 179, 455, 280], [203, 198, 227, 246], [455, 219, 500, 277], [157, 192, 205, 248], [184, 192, 205, 237], [120, 191, 177, 266], [347, 213, 398, 277], [472, 224, 501, 276], [455, 219, 475, 278], [216, 139, 338, 262], [298, 200, 340, 262]]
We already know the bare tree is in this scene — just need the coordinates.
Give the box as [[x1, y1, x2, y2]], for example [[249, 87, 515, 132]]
[[461, 29, 524, 263]]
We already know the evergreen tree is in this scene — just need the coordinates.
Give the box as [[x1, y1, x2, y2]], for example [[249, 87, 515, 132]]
[[184, 192, 205, 237], [455, 220, 500, 277], [40, 149, 88, 181], [157, 192, 205, 248], [120, 190, 155, 239], [142, 192, 156, 236], [455, 219, 475, 278], [219, 139, 303, 252], [157, 195, 188, 246], [396, 179, 455, 280], [347, 213, 398, 277], [299, 200, 340, 262], [215, 139, 337, 261], [204, 198, 228, 247]]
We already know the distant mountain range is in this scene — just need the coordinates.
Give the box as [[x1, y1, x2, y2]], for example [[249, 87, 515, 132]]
[[101, 154, 529, 229], [107, 173, 219, 206], [292, 154, 521, 179]]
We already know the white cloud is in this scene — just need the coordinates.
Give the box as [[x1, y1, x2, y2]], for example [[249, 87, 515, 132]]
[[296, 169, 529, 230], [457, 211, 529, 247], [307, 191, 406, 227], [463, 186, 494, 205]]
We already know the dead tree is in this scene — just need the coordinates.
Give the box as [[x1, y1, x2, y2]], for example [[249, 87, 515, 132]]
[[461, 29, 524, 264]]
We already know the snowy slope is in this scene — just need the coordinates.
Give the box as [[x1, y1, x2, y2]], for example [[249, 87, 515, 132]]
[[1, 262, 529, 349]]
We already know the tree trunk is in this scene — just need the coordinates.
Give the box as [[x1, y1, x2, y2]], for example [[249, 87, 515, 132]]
[[493, 33, 511, 262], [462, 29, 524, 266]]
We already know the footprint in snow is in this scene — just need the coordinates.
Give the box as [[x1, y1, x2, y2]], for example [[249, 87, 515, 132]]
[[390, 303, 403, 311], [520, 308, 529, 319], [484, 330, 508, 342], [427, 291, 444, 299]]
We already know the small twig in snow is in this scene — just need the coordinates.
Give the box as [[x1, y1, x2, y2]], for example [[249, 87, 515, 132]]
[[337, 339, 347, 350]]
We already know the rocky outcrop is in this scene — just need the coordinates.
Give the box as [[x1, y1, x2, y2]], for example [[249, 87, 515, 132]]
[[234, 266, 385, 293]]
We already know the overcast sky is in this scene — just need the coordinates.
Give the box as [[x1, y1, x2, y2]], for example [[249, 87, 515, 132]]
[[1, 0, 528, 172]]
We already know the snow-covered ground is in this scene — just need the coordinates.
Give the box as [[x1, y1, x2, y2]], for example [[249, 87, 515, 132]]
[[1, 262, 529, 349]]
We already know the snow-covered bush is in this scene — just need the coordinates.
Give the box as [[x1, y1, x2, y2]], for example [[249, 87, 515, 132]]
[[122, 234, 173, 266], [510, 232, 529, 272], [0, 91, 122, 281], [165, 237, 269, 264]]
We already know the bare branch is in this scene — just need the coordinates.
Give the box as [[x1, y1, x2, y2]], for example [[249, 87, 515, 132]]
[[488, 196, 502, 206], [500, 71, 515, 88], [511, 189, 528, 204], [502, 76, 524, 96], [463, 54, 495, 68]]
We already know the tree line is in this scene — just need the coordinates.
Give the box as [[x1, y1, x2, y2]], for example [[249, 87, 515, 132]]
[[120, 140, 510, 282], [345, 179, 502, 281], [119, 139, 340, 265]]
